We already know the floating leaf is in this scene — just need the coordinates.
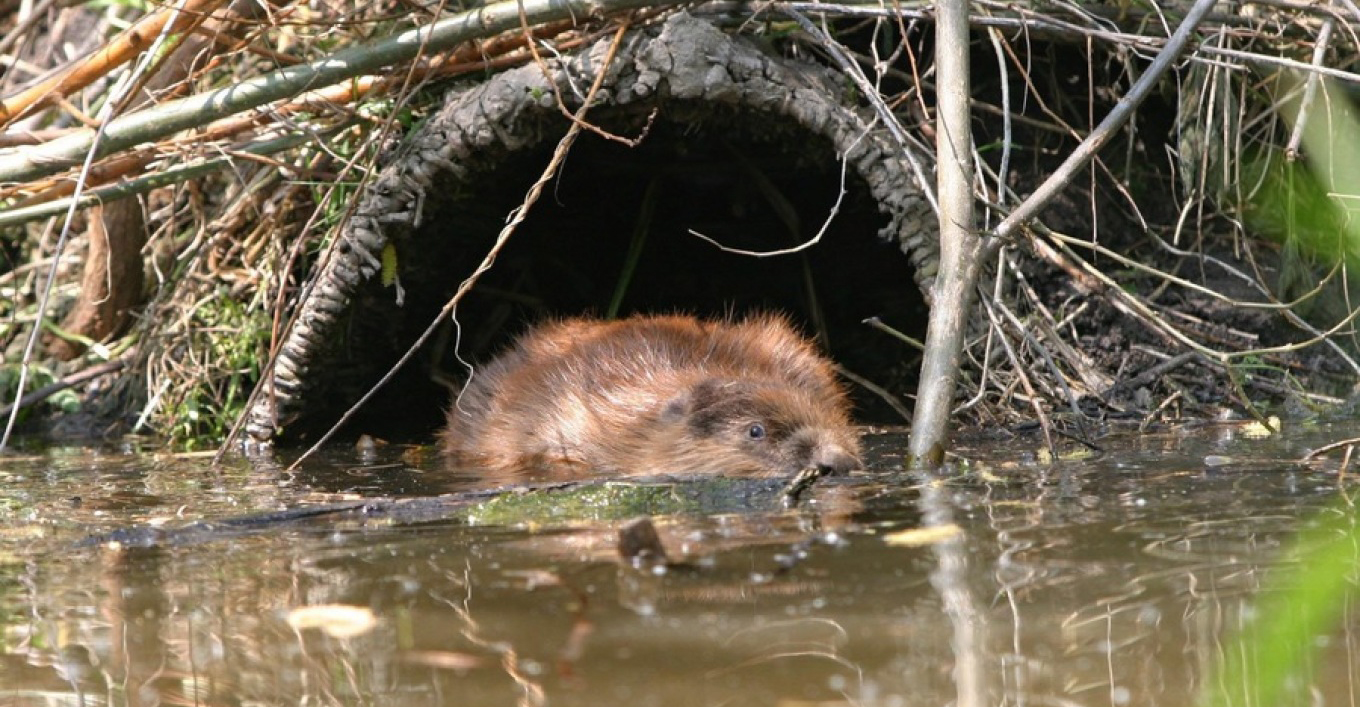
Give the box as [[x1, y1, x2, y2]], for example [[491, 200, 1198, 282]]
[[286, 604, 378, 639], [883, 523, 961, 547], [1242, 416, 1282, 439]]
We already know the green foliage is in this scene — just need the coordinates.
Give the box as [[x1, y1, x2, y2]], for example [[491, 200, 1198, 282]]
[[1242, 153, 1359, 301], [0, 364, 79, 423], [1243, 155, 1350, 255], [381, 242, 399, 288], [162, 290, 270, 448], [86, 0, 152, 12], [1242, 76, 1360, 329], [359, 102, 417, 131], [1197, 508, 1359, 707]]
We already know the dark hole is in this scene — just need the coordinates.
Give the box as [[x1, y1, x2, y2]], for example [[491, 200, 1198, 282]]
[[310, 105, 929, 441]]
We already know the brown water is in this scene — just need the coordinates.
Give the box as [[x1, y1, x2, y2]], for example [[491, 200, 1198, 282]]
[[0, 422, 1357, 706]]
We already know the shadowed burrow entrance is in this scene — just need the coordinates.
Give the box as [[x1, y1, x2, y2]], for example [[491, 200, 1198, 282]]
[[245, 12, 938, 444]]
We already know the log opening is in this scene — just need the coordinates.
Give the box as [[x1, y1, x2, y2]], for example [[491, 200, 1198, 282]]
[[244, 13, 938, 443]]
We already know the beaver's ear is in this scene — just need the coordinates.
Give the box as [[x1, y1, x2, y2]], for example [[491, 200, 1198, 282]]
[[663, 379, 716, 418], [661, 391, 689, 422], [661, 378, 730, 434]]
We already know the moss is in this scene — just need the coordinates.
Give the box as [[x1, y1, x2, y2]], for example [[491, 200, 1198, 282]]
[[460, 477, 790, 526]]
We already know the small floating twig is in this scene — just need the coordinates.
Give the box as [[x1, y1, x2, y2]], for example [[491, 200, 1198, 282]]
[[781, 466, 829, 508], [1303, 437, 1360, 461]]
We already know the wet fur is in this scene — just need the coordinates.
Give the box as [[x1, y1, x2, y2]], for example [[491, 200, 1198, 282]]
[[441, 314, 861, 478]]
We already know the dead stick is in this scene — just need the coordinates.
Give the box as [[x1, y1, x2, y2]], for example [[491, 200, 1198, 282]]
[[1304, 437, 1360, 461], [993, 0, 1218, 241], [0, 360, 126, 419], [1102, 351, 1202, 398]]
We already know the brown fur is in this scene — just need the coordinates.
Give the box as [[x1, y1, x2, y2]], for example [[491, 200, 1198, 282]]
[[440, 314, 861, 478]]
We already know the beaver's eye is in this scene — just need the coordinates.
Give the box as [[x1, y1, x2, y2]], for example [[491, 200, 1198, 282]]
[[747, 423, 767, 440]]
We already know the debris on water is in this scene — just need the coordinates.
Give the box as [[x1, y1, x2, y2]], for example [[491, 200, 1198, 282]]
[[882, 523, 961, 547], [285, 604, 378, 639], [618, 516, 671, 568]]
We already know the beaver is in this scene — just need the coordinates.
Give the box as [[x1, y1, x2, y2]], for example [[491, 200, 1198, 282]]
[[440, 314, 861, 478]]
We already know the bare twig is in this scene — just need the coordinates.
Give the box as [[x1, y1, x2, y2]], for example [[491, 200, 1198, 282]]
[[687, 148, 852, 257], [779, 5, 939, 215], [863, 316, 925, 351], [834, 364, 913, 423], [1103, 351, 1201, 399], [0, 360, 127, 419], [994, 0, 1218, 241], [1285, 17, 1335, 159]]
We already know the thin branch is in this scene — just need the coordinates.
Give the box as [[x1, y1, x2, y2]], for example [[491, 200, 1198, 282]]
[[0, 360, 127, 420], [1285, 17, 1335, 159], [687, 146, 852, 257], [835, 364, 913, 423], [0, 0, 666, 185], [0, 129, 330, 229], [994, 0, 1219, 241]]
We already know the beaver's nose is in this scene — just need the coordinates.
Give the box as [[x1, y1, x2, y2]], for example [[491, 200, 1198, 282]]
[[815, 444, 860, 475]]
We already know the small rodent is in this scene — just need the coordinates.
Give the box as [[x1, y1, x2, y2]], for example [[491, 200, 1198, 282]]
[[440, 314, 861, 478]]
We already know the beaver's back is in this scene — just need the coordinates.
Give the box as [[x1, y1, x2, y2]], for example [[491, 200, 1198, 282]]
[[441, 314, 858, 477]]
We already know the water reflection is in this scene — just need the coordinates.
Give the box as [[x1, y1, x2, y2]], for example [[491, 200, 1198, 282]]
[[0, 423, 1356, 706]]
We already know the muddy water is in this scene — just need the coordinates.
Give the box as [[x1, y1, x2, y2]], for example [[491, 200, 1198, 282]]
[[0, 423, 1357, 706]]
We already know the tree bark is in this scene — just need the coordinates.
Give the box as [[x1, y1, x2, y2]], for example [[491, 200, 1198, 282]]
[[908, 0, 982, 468], [46, 199, 146, 360]]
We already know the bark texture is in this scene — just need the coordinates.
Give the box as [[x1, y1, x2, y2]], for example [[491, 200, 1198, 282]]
[[46, 199, 146, 360]]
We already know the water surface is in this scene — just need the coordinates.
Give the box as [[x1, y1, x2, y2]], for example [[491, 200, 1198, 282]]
[[0, 422, 1357, 706]]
